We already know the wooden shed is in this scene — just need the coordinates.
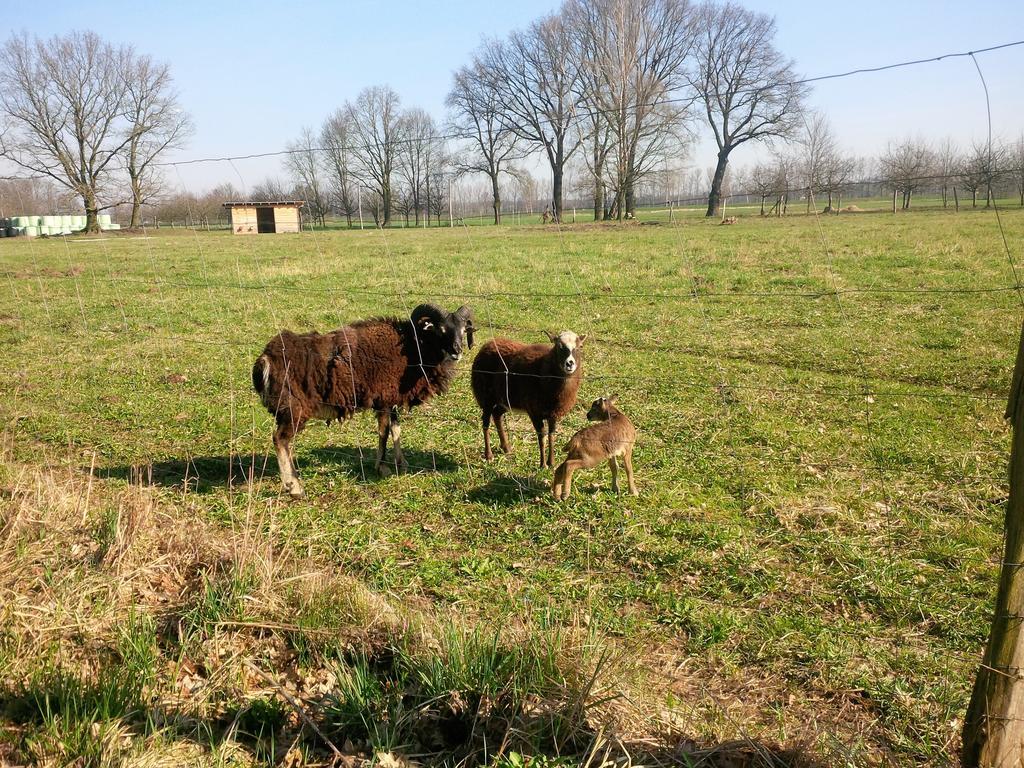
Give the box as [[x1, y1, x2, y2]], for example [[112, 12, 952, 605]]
[[223, 201, 304, 234]]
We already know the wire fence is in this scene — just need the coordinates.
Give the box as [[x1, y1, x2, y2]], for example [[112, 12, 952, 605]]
[[1, 37, 1022, 765]]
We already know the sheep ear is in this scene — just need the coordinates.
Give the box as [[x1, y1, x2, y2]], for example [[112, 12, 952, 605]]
[[418, 317, 434, 331], [577, 334, 588, 347], [546, 331, 558, 343], [608, 393, 619, 404]]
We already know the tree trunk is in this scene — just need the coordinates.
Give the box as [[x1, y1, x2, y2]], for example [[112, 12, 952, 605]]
[[491, 172, 501, 225], [83, 190, 100, 233], [706, 148, 730, 217], [625, 182, 635, 219], [382, 182, 392, 226], [963, 318, 1024, 767], [892, 188, 897, 214], [760, 195, 766, 216], [954, 186, 960, 212], [552, 168, 563, 223]]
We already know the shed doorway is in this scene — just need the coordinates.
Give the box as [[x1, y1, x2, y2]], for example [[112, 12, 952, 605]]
[[256, 206, 276, 233]]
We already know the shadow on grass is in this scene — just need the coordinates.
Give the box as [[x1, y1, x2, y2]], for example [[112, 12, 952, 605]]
[[466, 473, 551, 506], [90, 446, 459, 494]]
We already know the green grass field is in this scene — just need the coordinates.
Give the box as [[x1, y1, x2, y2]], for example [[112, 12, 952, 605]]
[[1, 207, 1022, 765]]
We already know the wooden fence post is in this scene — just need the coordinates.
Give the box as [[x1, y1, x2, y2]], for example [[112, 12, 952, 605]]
[[963, 318, 1024, 766]]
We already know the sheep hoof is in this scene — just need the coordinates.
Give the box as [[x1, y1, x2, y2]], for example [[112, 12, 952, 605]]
[[483, 451, 493, 461], [284, 481, 305, 499], [397, 460, 409, 474], [376, 463, 392, 477]]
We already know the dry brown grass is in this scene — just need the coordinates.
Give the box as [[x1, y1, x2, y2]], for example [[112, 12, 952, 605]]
[[0, 453, 877, 766]]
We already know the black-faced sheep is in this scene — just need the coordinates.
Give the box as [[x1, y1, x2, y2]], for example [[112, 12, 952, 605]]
[[551, 395, 638, 500], [470, 331, 586, 468], [252, 304, 474, 497]]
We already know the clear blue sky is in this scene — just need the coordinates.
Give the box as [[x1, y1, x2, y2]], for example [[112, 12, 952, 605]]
[[19, 0, 1024, 191]]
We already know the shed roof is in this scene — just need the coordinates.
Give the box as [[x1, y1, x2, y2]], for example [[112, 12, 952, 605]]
[[222, 200, 305, 208]]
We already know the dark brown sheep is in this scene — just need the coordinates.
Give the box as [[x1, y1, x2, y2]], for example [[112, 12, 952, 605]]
[[252, 304, 474, 497], [470, 331, 586, 468], [552, 395, 638, 500]]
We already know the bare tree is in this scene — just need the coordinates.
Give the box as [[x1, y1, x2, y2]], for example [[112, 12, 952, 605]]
[[427, 164, 452, 226], [746, 162, 775, 215], [959, 140, 1007, 209], [346, 85, 403, 226], [320, 109, 358, 227], [121, 51, 192, 228], [936, 138, 959, 208], [285, 127, 328, 228], [1011, 134, 1024, 208], [688, 1, 806, 218], [879, 138, 936, 210], [446, 58, 524, 224], [568, 0, 695, 220], [0, 176, 77, 217], [250, 177, 290, 203], [481, 13, 583, 221], [799, 113, 857, 212], [396, 108, 443, 226], [0, 31, 132, 232]]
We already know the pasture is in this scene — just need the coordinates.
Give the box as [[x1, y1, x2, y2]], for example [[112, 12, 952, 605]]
[[0, 208, 1021, 765]]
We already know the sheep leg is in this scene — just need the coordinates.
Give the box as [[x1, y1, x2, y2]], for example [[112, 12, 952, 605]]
[[531, 417, 547, 469], [375, 409, 392, 477], [556, 459, 586, 499], [273, 417, 305, 499], [389, 407, 407, 474], [623, 447, 638, 496], [546, 418, 557, 468], [494, 408, 511, 455], [482, 408, 493, 461], [551, 460, 568, 500], [609, 456, 619, 493]]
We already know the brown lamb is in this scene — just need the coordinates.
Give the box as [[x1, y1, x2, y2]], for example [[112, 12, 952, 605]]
[[470, 331, 586, 468], [252, 304, 474, 497], [552, 395, 637, 500]]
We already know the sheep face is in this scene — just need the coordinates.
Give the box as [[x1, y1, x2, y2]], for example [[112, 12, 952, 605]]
[[586, 394, 617, 422], [547, 330, 587, 374], [412, 303, 475, 362]]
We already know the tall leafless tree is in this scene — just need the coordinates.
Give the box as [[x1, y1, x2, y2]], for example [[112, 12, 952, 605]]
[[396, 108, 444, 226], [320, 109, 358, 227], [688, 2, 806, 217], [0, 31, 132, 232], [285, 127, 328, 228], [446, 58, 524, 224], [799, 113, 857, 212], [481, 13, 583, 222], [121, 52, 192, 228], [567, 0, 695, 220], [346, 85, 403, 226]]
